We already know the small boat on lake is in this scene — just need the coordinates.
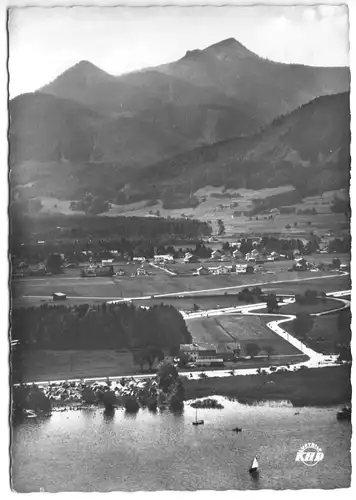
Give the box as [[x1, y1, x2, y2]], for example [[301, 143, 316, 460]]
[[249, 456, 259, 474], [192, 408, 204, 426], [337, 406, 351, 421], [232, 427, 242, 433]]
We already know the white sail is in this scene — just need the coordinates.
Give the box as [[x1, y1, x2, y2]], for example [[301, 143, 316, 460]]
[[251, 457, 259, 470]]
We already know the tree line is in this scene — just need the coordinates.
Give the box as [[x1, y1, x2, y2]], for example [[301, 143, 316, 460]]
[[11, 213, 212, 253], [11, 302, 192, 352]]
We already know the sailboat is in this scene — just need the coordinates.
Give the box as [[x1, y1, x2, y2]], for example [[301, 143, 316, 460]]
[[192, 407, 204, 426], [249, 456, 259, 474]]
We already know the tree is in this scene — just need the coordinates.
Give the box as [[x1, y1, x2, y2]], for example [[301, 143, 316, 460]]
[[135, 346, 165, 372], [222, 241, 230, 252], [252, 287, 263, 298], [217, 219, 225, 235], [245, 343, 260, 359], [81, 385, 97, 404], [46, 253, 63, 274], [88, 196, 109, 215], [332, 258, 341, 269], [157, 361, 178, 392], [266, 294, 279, 313], [178, 351, 190, 367], [264, 345, 275, 359], [292, 313, 314, 339]]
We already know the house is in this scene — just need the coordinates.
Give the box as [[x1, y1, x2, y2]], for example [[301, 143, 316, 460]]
[[133, 257, 146, 263], [180, 343, 217, 361], [245, 249, 260, 262], [293, 258, 308, 271], [232, 249, 243, 259], [220, 254, 230, 262], [52, 292, 67, 301], [184, 253, 199, 264], [197, 266, 210, 276], [136, 267, 148, 276], [213, 265, 230, 275], [154, 254, 175, 264], [102, 259, 114, 265], [294, 263, 306, 271], [294, 257, 308, 267], [81, 267, 96, 277], [211, 250, 222, 260]]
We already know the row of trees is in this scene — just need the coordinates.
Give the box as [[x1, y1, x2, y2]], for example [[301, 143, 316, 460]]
[[11, 302, 192, 352], [235, 287, 280, 313], [12, 214, 212, 256]]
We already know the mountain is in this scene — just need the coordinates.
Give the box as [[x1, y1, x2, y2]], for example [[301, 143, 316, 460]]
[[38, 38, 349, 141], [9, 92, 199, 168], [11, 92, 350, 208], [156, 38, 350, 125], [10, 38, 350, 208], [128, 92, 351, 203]]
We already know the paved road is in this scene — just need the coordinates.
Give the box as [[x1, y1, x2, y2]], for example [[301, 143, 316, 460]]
[[184, 290, 349, 370], [21, 272, 348, 302], [17, 289, 350, 386]]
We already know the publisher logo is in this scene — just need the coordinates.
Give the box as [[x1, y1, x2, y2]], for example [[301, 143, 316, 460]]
[[295, 442, 324, 467]]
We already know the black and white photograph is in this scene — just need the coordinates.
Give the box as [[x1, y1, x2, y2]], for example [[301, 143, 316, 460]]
[[7, 1, 352, 492]]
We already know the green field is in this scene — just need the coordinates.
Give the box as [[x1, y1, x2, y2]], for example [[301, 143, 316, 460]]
[[278, 297, 344, 316], [184, 365, 351, 406], [260, 273, 350, 296], [17, 348, 307, 383], [284, 313, 349, 355], [12, 268, 350, 309], [187, 314, 301, 356], [16, 349, 156, 383]]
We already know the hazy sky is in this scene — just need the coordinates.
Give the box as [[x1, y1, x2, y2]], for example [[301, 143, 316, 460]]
[[8, 5, 349, 98]]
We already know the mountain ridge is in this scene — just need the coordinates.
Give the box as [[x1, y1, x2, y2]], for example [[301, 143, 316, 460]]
[[10, 37, 350, 210], [11, 92, 350, 210]]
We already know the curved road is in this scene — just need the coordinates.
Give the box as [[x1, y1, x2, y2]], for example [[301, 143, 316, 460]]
[[19, 289, 350, 386]]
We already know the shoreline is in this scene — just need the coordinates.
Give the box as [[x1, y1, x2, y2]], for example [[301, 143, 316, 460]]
[[12, 365, 351, 415]]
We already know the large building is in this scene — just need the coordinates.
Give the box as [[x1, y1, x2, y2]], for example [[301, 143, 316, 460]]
[[154, 254, 175, 264], [180, 343, 218, 361]]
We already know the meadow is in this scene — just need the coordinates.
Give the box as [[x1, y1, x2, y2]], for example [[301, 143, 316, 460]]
[[278, 297, 344, 315], [187, 315, 301, 356], [35, 184, 349, 240], [12, 267, 349, 308], [184, 365, 351, 406], [284, 313, 349, 355]]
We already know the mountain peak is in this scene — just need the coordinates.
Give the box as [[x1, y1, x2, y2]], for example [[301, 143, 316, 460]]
[[66, 60, 112, 78], [40, 60, 116, 94], [209, 37, 239, 48], [204, 38, 256, 58]]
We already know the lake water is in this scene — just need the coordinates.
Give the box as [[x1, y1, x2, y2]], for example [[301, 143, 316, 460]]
[[11, 398, 351, 491]]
